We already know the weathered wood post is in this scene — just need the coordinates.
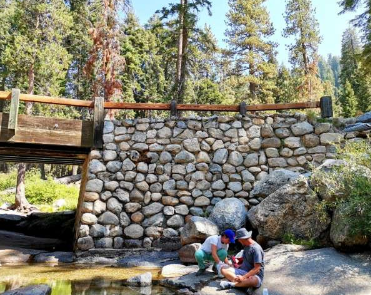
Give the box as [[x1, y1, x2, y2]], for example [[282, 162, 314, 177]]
[[170, 100, 178, 117], [239, 101, 247, 116], [320, 96, 333, 118], [8, 88, 20, 131], [93, 97, 104, 149]]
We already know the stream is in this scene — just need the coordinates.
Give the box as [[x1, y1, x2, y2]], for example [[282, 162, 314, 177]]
[[0, 264, 175, 295]]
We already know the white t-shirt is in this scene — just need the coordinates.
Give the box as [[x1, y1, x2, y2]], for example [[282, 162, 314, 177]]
[[200, 235, 229, 253]]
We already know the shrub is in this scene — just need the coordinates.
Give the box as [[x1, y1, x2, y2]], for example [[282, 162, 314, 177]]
[[25, 170, 79, 208], [0, 169, 17, 191], [313, 139, 371, 238]]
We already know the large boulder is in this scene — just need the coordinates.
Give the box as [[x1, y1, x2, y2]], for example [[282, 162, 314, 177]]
[[248, 176, 331, 240], [311, 159, 371, 202], [180, 216, 219, 246], [2, 284, 51, 295], [178, 243, 201, 264], [209, 198, 247, 231], [250, 169, 300, 199], [330, 202, 369, 250]]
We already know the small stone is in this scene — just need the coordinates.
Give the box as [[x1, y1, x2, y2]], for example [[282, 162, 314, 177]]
[[194, 196, 210, 206], [213, 148, 228, 164], [167, 215, 185, 228], [261, 138, 281, 148], [284, 137, 301, 148], [99, 211, 120, 225], [81, 213, 97, 225], [244, 153, 259, 167], [124, 224, 144, 239], [291, 122, 314, 136]]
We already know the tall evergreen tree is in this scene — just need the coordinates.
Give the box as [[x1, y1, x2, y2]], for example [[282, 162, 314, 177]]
[[283, 0, 322, 100], [158, 0, 212, 103], [340, 80, 358, 117], [339, 28, 371, 112], [84, 0, 127, 119], [339, 0, 371, 71], [225, 0, 277, 103], [0, 0, 73, 210]]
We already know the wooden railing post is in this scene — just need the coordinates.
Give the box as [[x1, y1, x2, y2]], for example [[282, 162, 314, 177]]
[[320, 96, 333, 118], [170, 100, 177, 117], [239, 101, 247, 116], [8, 88, 20, 131], [93, 97, 104, 149]]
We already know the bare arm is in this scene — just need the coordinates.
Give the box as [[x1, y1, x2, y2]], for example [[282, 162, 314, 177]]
[[243, 263, 261, 279]]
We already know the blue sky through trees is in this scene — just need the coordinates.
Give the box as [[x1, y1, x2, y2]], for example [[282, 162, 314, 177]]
[[131, 0, 359, 65]]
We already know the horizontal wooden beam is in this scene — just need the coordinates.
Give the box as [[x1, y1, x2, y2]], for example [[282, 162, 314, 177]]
[[0, 91, 94, 108], [0, 143, 87, 164], [0, 113, 93, 148], [0, 91, 321, 112]]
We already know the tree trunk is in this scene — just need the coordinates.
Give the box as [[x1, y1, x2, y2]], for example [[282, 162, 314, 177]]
[[14, 63, 35, 210], [15, 163, 30, 210], [72, 165, 79, 175], [39, 164, 46, 180], [175, 0, 186, 103]]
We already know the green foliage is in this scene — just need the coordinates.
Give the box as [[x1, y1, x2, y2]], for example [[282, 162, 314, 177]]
[[0, 169, 79, 211], [282, 233, 319, 249], [340, 80, 358, 117], [313, 139, 371, 237], [0, 170, 17, 191], [25, 170, 79, 207], [283, 0, 323, 101], [225, 0, 277, 103]]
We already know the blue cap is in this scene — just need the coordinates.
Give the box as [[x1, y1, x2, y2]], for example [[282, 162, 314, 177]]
[[223, 229, 235, 243]]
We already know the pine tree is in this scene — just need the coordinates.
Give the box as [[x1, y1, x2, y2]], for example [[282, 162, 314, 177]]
[[283, 0, 322, 100], [84, 0, 127, 119], [339, 0, 371, 71], [120, 11, 168, 116], [158, 0, 212, 103], [224, 0, 277, 103], [339, 28, 371, 113], [0, 0, 73, 210], [340, 80, 358, 117], [275, 65, 297, 103]]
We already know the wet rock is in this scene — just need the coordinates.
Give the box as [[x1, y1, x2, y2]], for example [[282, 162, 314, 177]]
[[1, 284, 52, 295], [127, 272, 152, 287]]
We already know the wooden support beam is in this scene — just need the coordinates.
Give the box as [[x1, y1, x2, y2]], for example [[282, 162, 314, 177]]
[[320, 96, 333, 118], [8, 89, 20, 130], [170, 100, 178, 117], [93, 97, 104, 149], [239, 101, 247, 116]]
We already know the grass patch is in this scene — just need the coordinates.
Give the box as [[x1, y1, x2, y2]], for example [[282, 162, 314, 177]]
[[282, 233, 320, 249], [0, 169, 79, 212]]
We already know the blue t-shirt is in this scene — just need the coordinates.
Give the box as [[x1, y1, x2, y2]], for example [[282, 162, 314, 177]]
[[240, 242, 265, 281]]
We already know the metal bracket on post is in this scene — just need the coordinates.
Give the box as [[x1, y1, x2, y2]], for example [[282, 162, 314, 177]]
[[93, 97, 104, 149], [320, 96, 333, 118], [8, 88, 20, 131], [239, 101, 247, 116], [170, 100, 178, 117]]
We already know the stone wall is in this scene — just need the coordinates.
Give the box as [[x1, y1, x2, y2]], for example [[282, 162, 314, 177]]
[[76, 113, 347, 251]]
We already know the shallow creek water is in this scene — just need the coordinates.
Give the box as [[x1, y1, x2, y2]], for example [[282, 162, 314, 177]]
[[0, 264, 175, 294]]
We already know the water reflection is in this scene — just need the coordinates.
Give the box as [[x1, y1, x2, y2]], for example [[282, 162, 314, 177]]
[[0, 264, 176, 295], [0, 278, 174, 295]]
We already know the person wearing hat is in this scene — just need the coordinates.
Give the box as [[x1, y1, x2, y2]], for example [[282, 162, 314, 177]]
[[194, 229, 235, 276], [219, 228, 265, 292]]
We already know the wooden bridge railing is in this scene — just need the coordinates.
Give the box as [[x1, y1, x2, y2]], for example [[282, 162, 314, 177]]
[[0, 90, 333, 148]]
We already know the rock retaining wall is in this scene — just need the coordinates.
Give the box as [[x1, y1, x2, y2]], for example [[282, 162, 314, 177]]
[[76, 113, 351, 251]]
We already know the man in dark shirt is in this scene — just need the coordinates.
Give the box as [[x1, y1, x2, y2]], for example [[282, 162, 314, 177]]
[[220, 228, 265, 291]]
